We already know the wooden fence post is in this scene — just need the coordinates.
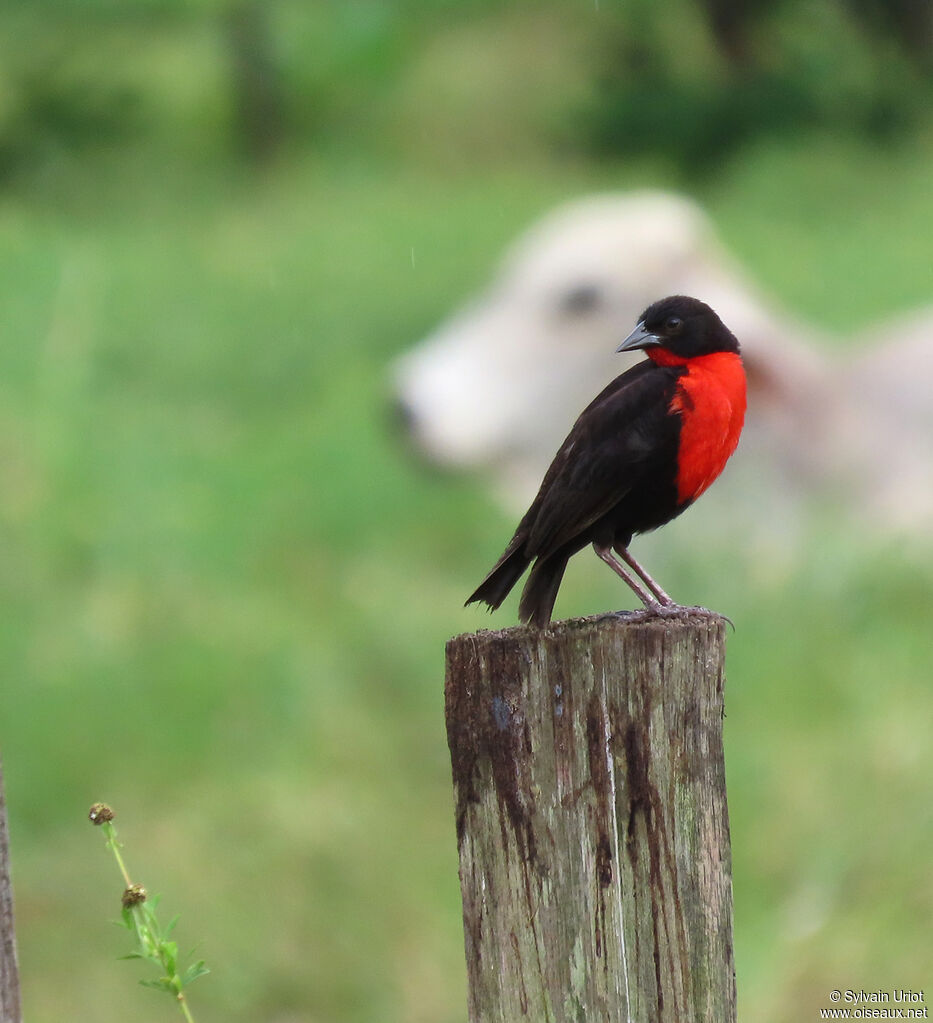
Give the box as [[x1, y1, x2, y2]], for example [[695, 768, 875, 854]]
[[445, 612, 735, 1023], [0, 758, 22, 1023]]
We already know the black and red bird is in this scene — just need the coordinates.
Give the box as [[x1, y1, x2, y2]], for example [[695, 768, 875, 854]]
[[466, 295, 747, 627]]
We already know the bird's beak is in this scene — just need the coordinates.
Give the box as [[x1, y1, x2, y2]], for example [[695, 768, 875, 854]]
[[616, 321, 662, 353]]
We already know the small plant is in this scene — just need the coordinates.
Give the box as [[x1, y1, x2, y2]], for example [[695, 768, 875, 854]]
[[88, 803, 208, 1022]]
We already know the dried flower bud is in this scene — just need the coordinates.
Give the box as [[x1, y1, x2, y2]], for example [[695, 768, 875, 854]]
[[122, 883, 147, 908], [88, 803, 115, 825]]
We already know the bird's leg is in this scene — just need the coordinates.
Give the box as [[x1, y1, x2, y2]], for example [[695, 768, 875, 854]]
[[614, 545, 675, 607], [593, 544, 658, 608]]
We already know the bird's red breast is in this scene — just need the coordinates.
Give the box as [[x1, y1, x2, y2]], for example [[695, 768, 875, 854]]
[[648, 348, 747, 506]]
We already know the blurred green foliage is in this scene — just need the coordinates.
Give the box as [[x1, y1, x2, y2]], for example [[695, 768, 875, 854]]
[[0, 2, 931, 1022], [581, 0, 929, 171], [1, 0, 928, 180]]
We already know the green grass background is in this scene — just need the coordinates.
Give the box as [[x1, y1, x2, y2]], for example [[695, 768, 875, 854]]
[[1, 4, 932, 1020]]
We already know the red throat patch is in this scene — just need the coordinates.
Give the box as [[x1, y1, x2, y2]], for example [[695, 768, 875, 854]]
[[659, 350, 747, 505]]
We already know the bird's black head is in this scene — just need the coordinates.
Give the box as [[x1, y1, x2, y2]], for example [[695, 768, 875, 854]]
[[617, 295, 740, 359]]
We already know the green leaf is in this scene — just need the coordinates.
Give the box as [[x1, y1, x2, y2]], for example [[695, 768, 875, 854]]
[[139, 978, 174, 993], [159, 940, 178, 974], [142, 903, 162, 935], [164, 914, 179, 937], [180, 960, 210, 987]]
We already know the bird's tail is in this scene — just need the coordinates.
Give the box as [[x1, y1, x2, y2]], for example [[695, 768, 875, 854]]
[[518, 551, 570, 628], [465, 539, 531, 613]]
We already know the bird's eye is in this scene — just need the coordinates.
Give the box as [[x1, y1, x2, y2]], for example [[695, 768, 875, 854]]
[[665, 316, 683, 332], [559, 284, 603, 316]]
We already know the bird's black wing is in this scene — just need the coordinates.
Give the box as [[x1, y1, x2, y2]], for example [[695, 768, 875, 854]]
[[524, 360, 682, 558]]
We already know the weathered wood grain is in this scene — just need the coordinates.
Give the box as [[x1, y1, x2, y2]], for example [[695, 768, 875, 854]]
[[446, 612, 735, 1023], [0, 759, 22, 1023]]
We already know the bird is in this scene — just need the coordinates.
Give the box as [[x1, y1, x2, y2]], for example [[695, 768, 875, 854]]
[[465, 295, 747, 627]]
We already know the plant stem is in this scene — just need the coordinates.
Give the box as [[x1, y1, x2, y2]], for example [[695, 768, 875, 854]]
[[102, 821, 133, 888], [178, 993, 196, 1023]]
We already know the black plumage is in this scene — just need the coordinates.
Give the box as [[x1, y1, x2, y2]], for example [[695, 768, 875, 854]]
[[466, 362, 682, 625]]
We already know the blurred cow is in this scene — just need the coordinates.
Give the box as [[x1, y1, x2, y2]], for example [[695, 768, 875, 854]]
[[844, 305, 933, 531], [392, 191, 932, 562]]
